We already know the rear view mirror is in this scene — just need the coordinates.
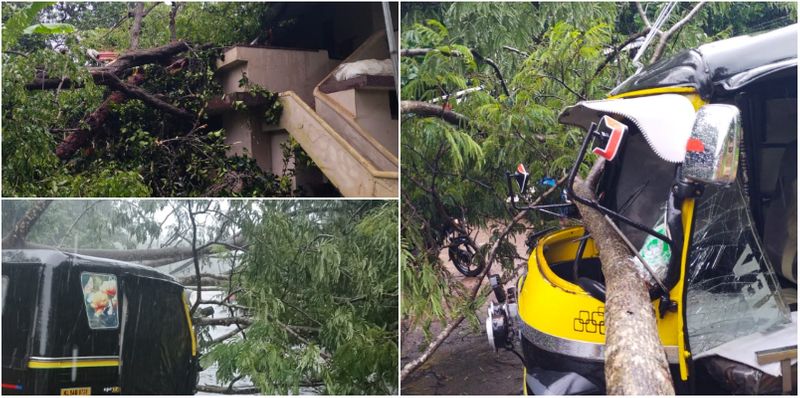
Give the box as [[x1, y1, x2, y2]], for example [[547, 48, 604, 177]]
[[513, 163, 529, 193], [681, 104, 741, 185]]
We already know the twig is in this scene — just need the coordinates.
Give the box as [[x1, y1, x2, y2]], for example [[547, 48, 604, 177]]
[[502, 45, 529, 57], [209, 325, 250, 344]]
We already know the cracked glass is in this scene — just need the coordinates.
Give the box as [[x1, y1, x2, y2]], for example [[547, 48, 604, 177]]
[[685, 177, 790, 355]]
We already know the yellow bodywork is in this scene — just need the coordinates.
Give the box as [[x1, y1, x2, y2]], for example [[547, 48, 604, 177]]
[[518, 86, 704, 383], [518, 200, 694, 380]]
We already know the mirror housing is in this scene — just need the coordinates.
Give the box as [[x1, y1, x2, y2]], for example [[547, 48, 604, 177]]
[[681, 104, 741, 185], [513, 163, 529, 193]]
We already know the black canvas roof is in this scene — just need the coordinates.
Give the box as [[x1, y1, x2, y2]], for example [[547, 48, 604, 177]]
[[610, 24, 797, 99], [2, 249, 178, 285]]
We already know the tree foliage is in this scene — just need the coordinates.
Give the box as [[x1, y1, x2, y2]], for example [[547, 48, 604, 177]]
[[1, 2, 308, 197], [203, 201, 398, 395], [400, 0, 796, 369]]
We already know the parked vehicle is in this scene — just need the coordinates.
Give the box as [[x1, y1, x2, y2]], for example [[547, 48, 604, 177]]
[[493, 24, 797, 394], [2, 250, 198, 395]]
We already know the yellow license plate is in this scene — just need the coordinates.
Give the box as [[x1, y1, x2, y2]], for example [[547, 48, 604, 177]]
[[61, 387, 91, 395]]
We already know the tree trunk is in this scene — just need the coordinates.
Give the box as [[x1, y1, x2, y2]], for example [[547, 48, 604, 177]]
[[572, 159, 674, 395], [17, 235, 245, 266], [169, 3, 180, 43], [1, 201, 52, 248], [55, 70, 145, 159], [130, 2, 145, 50], [26, 41, 202, 159]]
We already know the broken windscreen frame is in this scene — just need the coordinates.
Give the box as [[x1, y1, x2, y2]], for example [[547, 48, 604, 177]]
[[684, 176, 791, 355]]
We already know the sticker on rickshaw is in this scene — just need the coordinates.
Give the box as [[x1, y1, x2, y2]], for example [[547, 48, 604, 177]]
[[81, 272, 119, 329], [592, 115, 628, 161], [60, 387, 91, 395]]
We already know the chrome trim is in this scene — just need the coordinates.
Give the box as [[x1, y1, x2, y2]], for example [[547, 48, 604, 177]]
[[520, 322, 679, 364], [28, 355, 119, 362]]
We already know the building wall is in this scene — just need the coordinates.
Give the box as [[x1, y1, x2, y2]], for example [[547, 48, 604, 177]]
[[218, 47, 338, 107], [355, 90, 398, 155], [223, 112, 253, 158]]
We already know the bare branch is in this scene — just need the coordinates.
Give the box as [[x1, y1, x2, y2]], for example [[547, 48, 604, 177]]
[[54, 201, 100, 246], [208, 324, 250, 344], [636, 2, 652, 28], [649, 1, 707, 64], [502, 45, 529, 57], [592, 28, 650, 80]]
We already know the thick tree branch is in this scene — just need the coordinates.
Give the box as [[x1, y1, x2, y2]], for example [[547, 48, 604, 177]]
[[193, 316, 253, 327], [178, 273, 229, 285], [196, 385, 260, 394], [96, 70, 195, 119], [18, 234, 246, 266], [572, 159, 674, 394], [1, 201, 52, 248], [400, 48, 432, 57], [26, 41, 198, 90], [401, 100, 470, 126]]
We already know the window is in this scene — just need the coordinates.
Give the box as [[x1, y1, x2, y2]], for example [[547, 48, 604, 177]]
[[81, 272, 119, 329]]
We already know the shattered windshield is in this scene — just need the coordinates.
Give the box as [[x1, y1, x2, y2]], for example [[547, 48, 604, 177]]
[[685, 177, 790, 355]]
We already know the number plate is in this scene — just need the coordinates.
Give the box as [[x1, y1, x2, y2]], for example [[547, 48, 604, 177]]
[[61, 387, 91, 395]]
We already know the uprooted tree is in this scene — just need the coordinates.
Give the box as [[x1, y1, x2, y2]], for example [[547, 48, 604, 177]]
[[2, 2, 296, 197], [399, 1, 796, 393], [2, 199, 398, 395]]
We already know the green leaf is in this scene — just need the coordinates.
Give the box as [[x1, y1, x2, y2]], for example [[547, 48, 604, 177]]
[[22, 23, 76, 35], [2, 2, 55, 51]]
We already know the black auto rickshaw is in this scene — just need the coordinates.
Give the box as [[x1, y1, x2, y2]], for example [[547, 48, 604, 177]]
[[492, 23, 797, 394], [2, 250, 198, 395]]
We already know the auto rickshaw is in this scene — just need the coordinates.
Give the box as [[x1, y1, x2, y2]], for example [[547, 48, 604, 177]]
[[2, 250, 199, 395], [489, 23, 797, 394]]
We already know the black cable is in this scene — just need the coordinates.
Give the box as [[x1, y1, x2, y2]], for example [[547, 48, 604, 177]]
[[503, 346, 526, 366]]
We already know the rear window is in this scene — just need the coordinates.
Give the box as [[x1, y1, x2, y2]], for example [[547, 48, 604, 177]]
[[81, 273, 119, 329], [2, 264, 42, 368]]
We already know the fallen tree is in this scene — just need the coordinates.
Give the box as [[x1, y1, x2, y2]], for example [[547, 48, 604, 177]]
[[26, 40, 205, 159], [572, 159, 674, 395]]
